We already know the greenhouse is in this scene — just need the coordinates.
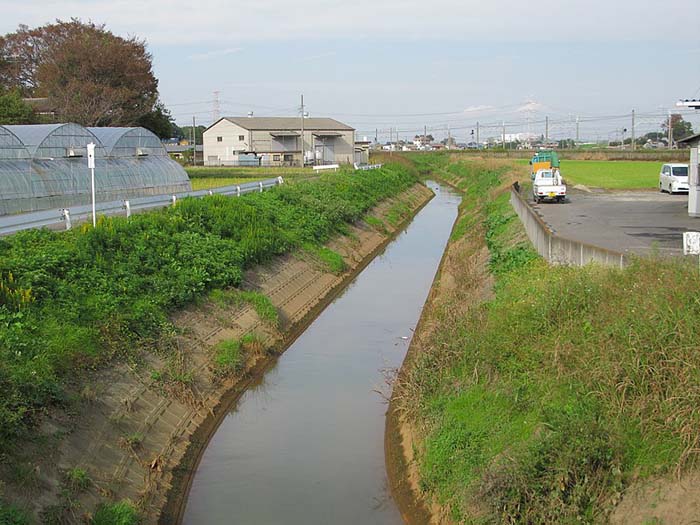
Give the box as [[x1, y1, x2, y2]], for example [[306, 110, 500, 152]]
[[0, 123, 191, 216]]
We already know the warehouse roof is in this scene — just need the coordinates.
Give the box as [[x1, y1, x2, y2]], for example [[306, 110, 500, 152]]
[[213, 117, 354, 132], [678, 132, 700, 146]]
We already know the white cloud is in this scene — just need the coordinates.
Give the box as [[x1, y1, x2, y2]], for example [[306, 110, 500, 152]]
[[463, 105, 493, 113], [189, 47, 242, 60], [1, 0, 698, 46]]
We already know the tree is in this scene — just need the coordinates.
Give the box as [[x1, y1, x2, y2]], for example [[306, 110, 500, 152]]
[[137, 101, 174, 139], [0, 88, 34, 124], [1, 20, 159, 127], [178, 125, 206, 144], [661, 114, 694, 144]]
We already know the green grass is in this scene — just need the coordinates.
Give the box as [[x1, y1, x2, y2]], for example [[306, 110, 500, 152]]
[[92, 500, 139, 525], [185, 166, 312, 179], [493, 157, 664, 190], [208, 289, 279, 327], [213, 339, 242, 374], [560, 160, 661, 189], [303, 244, 347, 274], [400, 154, 699, 523], [64, 467, 91, 492], [190, 177, 250, 190], [0, 502, 30, 525]]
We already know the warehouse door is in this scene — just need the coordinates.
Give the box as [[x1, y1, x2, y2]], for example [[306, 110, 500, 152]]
[[314, 138, 335, 164]]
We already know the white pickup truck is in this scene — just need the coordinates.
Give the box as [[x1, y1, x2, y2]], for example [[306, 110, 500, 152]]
[[532, 168, 566, 204]]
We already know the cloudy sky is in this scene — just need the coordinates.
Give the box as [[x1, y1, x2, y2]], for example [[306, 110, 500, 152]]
[[2, 0, 699, 140]]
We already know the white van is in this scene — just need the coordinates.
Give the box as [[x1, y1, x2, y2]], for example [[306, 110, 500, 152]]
[[659, 163, 689, 194]]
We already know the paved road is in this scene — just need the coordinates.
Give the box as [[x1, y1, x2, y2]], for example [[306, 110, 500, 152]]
[[532, 190, 699, 255]]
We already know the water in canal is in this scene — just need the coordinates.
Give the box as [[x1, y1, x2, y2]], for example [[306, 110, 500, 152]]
[[183, 182, 461, 524]]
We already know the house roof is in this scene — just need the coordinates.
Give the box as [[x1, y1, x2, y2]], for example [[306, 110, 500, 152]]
[[678, 132, 700, 145], [214, 117, 354, 132]]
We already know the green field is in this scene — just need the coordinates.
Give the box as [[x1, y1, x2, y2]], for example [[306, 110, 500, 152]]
[[190, 177, 250, 190], [514, 159, 666, 189], [562, 160, 662, 189]]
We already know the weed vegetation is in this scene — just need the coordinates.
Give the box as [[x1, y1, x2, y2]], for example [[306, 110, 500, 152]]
[[91, 500, 139, 525], [399, 153, 700, 523], [0, 164, 415, 452]]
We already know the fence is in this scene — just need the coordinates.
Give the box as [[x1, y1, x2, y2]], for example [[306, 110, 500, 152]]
[[0, 177, 283, 237], [510, 184, 626, 268]]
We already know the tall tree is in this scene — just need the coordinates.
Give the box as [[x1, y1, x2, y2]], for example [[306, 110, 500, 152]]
[[136, 101, 174, 139], [0, 19, 159, 127], [662, 114, 694, 143], [0, 88, 34, 124]]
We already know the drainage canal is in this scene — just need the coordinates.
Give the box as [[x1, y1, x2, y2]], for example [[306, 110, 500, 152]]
[[183, 181, 461, 524]]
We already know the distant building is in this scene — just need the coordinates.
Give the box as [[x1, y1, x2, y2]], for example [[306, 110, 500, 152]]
[[354, 140, 371, 165], [203, 117, 355, 167]]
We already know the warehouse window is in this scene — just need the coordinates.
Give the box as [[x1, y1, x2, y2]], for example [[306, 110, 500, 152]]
[[217, 136, 222, 142], [273, 154, 281, 161], [239, 135, 245, 141]]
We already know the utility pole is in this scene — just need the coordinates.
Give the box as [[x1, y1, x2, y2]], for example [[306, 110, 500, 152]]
[[576, 116, 580, 145], [447, 124, 451, 149], [300, 94, 305, 166], [375, 128, 378, 143], [476, 121, 480, 145], [192, 115, 196, 166], [631, 110, 636, 150], [667, 110, 673, 149], [502, 121, 506, 149], [545, 116, 549, 144]]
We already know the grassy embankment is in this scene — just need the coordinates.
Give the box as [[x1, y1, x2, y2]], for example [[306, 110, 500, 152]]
[[0, 163, 417, 523], [185, 166, 315, 190], [399, 153, 700, 523]]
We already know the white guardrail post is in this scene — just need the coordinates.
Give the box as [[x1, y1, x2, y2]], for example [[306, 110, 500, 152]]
[[61, 209, 72, 230], [123, 200, 131, 218]]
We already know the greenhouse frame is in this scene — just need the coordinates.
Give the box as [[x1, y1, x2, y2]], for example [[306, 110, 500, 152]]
[[0, 123, 191, 216]]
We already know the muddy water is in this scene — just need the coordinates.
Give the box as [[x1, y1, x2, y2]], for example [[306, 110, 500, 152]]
[[183, 182, 460, 524]]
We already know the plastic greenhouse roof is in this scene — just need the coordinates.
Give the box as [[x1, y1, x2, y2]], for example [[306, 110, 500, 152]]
[[88, 127, 166, 156], [3, 124, 67, 155], [88, 127, 135, 154]]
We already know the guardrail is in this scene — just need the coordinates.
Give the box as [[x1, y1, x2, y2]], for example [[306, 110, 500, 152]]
[[312, 164, 340, 172], [354, 163, 383, 171], [510, 184, 627, 268], [0, 177, 283, 236]]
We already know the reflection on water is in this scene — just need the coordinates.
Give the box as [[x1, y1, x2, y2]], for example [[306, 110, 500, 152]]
[[184, 182, 460, 525]]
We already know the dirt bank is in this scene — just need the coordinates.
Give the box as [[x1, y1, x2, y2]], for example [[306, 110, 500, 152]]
[[1, 183, 433, 524], [385, 170, 504, 524]]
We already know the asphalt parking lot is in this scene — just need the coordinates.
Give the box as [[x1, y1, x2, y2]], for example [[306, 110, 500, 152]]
[[532, 190, 699, 255]]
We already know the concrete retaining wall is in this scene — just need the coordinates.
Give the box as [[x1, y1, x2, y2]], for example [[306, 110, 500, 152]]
[[510, 185, 626, 268]]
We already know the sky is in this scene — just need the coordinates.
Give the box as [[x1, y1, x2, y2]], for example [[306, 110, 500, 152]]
[[2, 0, 700, 141]]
